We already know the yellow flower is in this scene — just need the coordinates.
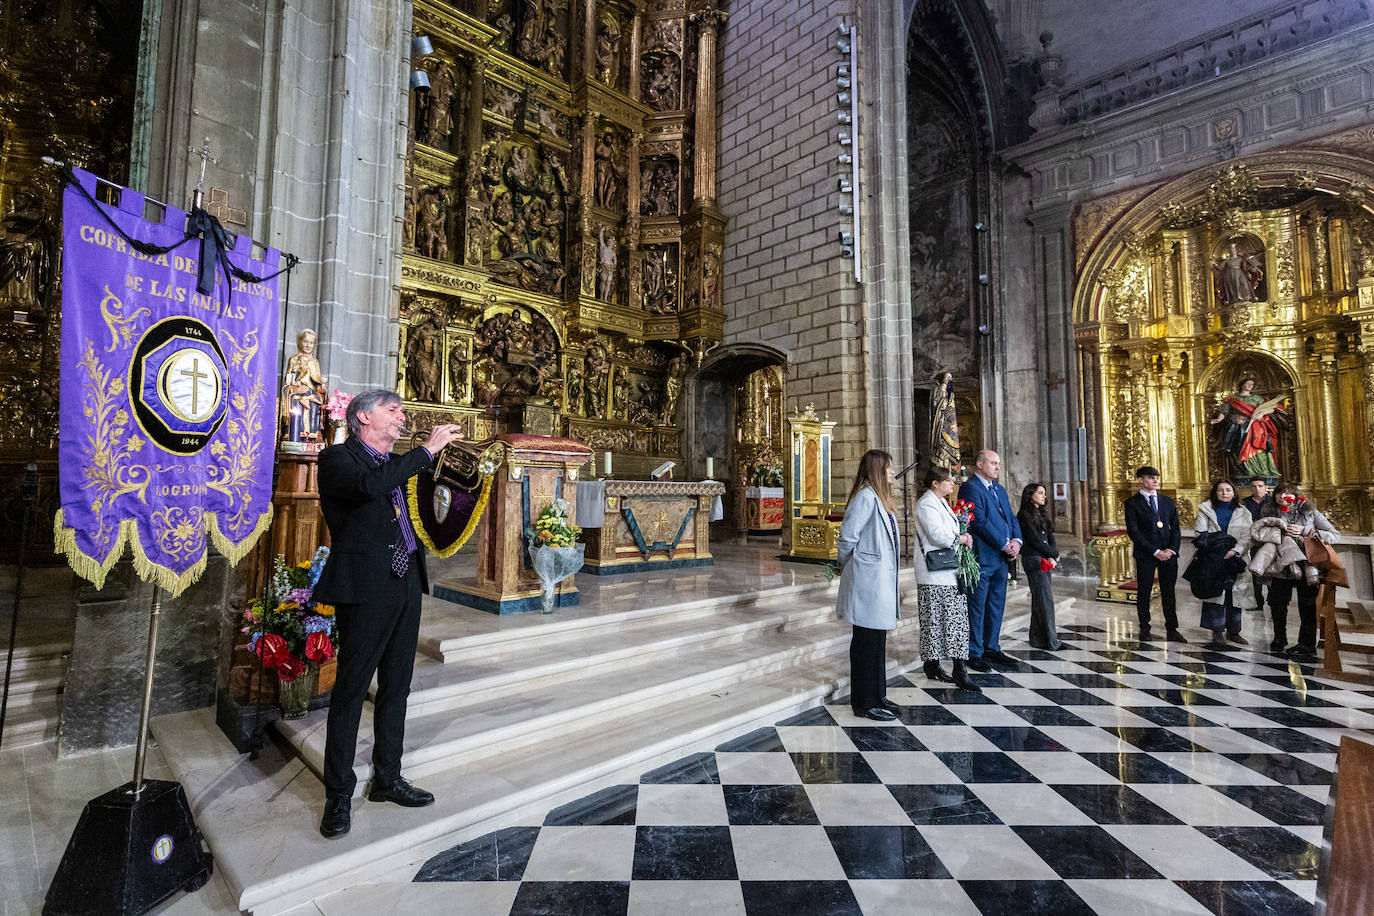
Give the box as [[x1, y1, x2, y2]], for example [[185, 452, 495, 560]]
[[316, 604, 335, 616]]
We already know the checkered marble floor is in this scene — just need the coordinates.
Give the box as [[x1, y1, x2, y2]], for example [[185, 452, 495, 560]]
[[404, 605, 1374, 915]]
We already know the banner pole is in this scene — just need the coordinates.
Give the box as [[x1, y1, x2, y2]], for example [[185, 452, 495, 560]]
[[130, 586, 163, 797]]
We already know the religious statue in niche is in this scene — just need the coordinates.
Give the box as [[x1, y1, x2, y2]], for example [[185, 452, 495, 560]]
[[488, 84, 521, 121], [929, 371, 960, 469], [1212, 238, 1266, 305], [447, 340, 469, 404], [643, 246, 678, 314], [472, 309, 560, 407], [681, 246, 700, 308], [641, 160, 677, 217], [661, 353, 686, 424], [516, 0, 567, 78], [403, 185, 417, 250], [642, 53, 680, 111], [584, 343, 609, 416], [612, 367, 631, 420], [281, 328, 327, 443], [417, 187, 450, 261], [565, 359, 584, 416], [594, 130, 626, 210], [595, 15, 623, 87], [597, 226, 618, 302], [484, 142, 568, 294], [632, 380, 660, 426], [423, 60, 459, 148], [1209, 375, 1288, 479], [703, 242, 721, 312], [404, 315, 444, 402]]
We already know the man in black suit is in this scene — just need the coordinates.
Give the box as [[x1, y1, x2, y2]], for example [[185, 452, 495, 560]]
[[1242, 476, 1268, 612], [1123, 466, 1185, 642], [312, 389, 461, 838]]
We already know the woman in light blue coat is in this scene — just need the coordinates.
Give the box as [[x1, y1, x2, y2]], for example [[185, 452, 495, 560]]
[[836, 449, 901, 721]]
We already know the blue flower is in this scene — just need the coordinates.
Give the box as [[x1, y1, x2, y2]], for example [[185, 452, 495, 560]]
[[308, 546, 330, 588], [302, 615, 331, 634], [246, 632, 262, 653]]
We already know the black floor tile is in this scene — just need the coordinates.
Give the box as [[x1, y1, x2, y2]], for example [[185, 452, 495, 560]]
[[509, 881, 630, 916], [1223, 752, 1334, 785], [1019, 649, 1063, 661], [1052, 673, 1129, 689], [1239, 706, 1347, 728], [843, 726, 927, 753], [960, 879, 1095, 915], [1135, 688, 1225, 706], [1077, 752, 1196, 784], [924, 687, 999, 705], [893, 705, 964, 726], [413, 825, 540, 881], [886, 783, 1002, 825], [716, 727, 786, 753], [1011, 825, 1163, 879], [1232, 727, 1339, 754], [639, 752, 720, 785], [1121, 705, 1217, 728], [1032, 688, 1113, 706], [1062, 625, 1108, 632], [824, 825, 952, 879], [1249, 673, 1344, 691], [1197, 826, 1321, 879], [1152, 674, 1220, 690], [543, 784, 637, 826], [740, 880, 863, 916], [723, 784, 819, 826], [1176, 880, 1313, 916], [631, 825, 738, 880], [932, 751, 1039, 784], [776, 707, 839, 726], [1213, 785, 1328, 825], [1002, 705, 1093, 727], [788, 751, 882, 784], [1075, 661, 1139, 674], [973, 726, 1069, 752], [1051, 783, 1183, 825], [1107, 727, 1209, 753]]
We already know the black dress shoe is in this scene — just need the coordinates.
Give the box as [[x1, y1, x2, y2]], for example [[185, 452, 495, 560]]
[[1138, 626, 1153, 640], [923, 661, 954, 683], [368, 776, 435, 807], [879, 698, 900, 711], [1285, 646, 1320, 664], [854, 706, 898, 721], [966, 657, 993, 672], [1269, 637, 1287, 654], [951, 660, 982, 693], [1165, 629, 1188, 643], [984, 650, 1019, 669], [320, 796, 351, 838]]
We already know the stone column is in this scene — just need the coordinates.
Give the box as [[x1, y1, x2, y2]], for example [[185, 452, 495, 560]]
[[689, 7, 725, 208]]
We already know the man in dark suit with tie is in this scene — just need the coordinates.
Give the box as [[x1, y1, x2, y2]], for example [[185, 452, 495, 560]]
[[1123, 465, 1185, 642], [312, 389, 461, 838], [957, 450, 1022, 671], [1242, 476, 1269, 612]]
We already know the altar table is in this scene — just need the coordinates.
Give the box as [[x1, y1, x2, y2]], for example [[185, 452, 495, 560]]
[[575, 479, 726, 574]]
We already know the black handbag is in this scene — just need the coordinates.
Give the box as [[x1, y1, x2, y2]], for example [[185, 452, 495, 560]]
[[925, 546, 959, 571]]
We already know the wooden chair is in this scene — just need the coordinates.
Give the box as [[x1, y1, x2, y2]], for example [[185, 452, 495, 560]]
[[1317, 588, 1374, 686]]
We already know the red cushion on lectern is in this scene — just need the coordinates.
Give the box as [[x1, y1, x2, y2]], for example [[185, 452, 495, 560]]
[[825, 513, 845, 522], [1118, 579, 1139, 591]]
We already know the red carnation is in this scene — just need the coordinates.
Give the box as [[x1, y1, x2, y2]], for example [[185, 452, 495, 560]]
[[256, 633, 290, 670], [305, 631, 335, 663], [276, 654, 305, 682], [1040, 558, 1054, 572]]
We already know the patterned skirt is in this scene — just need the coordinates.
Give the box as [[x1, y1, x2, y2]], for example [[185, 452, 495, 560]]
[[917, 584, 970, 661]]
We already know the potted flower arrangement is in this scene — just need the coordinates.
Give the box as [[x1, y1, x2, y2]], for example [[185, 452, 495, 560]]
[[951, 498, 982, 594], [526, 498, 584, 613], [324, 389, 352, 444], [242, 547, 337, 718]]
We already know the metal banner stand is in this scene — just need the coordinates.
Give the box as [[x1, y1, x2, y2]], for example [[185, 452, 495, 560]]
[[43, 588, 213, 915]]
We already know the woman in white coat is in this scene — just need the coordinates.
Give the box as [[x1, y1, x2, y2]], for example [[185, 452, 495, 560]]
[[836, 449, 901, 721], [1193, 479, 1254, 649], [914, 466, 980, 692]]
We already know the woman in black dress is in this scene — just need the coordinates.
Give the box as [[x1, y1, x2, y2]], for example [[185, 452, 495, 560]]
[[1017, 482, 1062, 650]]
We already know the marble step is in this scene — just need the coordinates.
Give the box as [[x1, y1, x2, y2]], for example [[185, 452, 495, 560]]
[[416, 576, 847, 663], [158, 630, 922, 916], [279, 611, 920, 792]]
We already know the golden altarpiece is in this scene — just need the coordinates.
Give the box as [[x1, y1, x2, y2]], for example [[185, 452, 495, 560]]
[[1074, 155, 1374, 594], [396, 0, 725, 476]]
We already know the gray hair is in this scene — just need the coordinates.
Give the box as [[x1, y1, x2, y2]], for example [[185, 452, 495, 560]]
[[346, 388, 402, 438]]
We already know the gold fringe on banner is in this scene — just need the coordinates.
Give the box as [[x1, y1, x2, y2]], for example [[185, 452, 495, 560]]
[[407, 473, 494, 558]]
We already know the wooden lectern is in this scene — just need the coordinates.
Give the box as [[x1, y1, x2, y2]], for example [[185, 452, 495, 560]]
[[435, 434, 592, 614]]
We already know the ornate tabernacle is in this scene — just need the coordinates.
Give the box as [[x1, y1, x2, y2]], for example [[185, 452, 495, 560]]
[[397, 0, 725, 477], [434, 434, 591, 614], [578, 478, 725, 574], [787, 404, 842, 560]]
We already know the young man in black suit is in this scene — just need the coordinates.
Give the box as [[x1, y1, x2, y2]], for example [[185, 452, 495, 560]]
[[312, 389, 461, 838], [1123, 466, 1186, 642], [1241, 476, 1268, 612]]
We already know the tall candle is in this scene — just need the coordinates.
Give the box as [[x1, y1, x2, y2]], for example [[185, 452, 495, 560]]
[[706, 456, 714, 478], [604, 451, 612, 477]]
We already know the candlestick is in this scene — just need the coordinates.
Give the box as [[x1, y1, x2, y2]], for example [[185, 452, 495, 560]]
[[705, 456, 714, 478], [604, 451, 612, 478]]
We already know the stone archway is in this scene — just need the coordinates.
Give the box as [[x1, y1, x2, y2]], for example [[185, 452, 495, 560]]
[[1073, 150, 1374, 533]]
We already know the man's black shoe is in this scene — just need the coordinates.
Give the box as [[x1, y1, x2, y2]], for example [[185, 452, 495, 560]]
[[1269, 637, 1287, 654], [1138, 626, 1153, 640], [854, 706, 898, 721], [879, 698, 901, 711], [1285, 646, 1319, 664], [984, 650, 1019, 669], [368, 776, 435, 807], [966, 657, 993, 672], [1165, 629, 1188, 643], [320, 796, 351, 838]]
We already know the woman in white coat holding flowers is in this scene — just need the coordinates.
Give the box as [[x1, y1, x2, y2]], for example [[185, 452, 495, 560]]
[[914, 466, 980, 692], [836, 449, 902, 721]]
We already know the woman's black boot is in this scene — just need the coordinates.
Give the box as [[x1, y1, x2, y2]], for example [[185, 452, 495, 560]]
[[952, 659, 982, 693], [924, 660, 953, 683]]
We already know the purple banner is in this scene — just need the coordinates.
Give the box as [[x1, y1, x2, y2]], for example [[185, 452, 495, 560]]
[[55, 168, 282, 596]]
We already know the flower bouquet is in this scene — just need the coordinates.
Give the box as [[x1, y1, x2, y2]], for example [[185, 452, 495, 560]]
[[951, 498, 982, 594], [324, 389, 351, 443], [241, 547, 337, 717], [526, 498, 584, 613], [1039, 557, 1055, 572]]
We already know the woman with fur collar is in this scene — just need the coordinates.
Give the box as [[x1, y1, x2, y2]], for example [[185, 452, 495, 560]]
[[1192, 481, 1253, 649], [1249, 481, 1340, 661]]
